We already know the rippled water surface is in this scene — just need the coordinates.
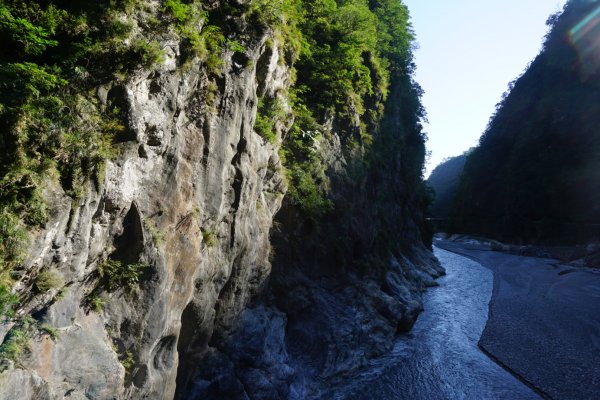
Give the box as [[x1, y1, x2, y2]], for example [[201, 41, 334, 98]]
[[325, 247, 540, 400]]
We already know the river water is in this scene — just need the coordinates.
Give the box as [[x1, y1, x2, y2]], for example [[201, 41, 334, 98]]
[[323, 247, 540, 400]]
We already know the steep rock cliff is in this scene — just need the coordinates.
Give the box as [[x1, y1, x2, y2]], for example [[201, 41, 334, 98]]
[[178, 73, 444, 400], [0, 3, 290, 398], [0, 1, 442, 399]]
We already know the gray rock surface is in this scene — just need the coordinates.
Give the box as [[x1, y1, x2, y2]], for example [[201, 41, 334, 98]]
[[1, 10, 290, 399], [178, 77, 445, 398], [0, 5, 442, 400]]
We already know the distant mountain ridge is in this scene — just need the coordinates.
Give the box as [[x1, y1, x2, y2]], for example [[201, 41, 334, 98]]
[[427, 153, 468, 219]]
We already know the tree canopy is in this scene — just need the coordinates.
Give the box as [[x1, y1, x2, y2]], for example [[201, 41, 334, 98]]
[[452, 0, 600, 244]]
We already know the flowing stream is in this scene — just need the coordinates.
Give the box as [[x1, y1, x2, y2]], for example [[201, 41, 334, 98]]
[[322, 247, 540, 400]]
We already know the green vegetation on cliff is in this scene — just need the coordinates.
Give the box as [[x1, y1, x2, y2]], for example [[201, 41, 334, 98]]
[[254, 0, 421, 219], [0, 0, 428, 299], [0, 0, 138, 282], [263, 0, 431, 267], [0, 0, 224, 283], [452, 0, 600, 244]]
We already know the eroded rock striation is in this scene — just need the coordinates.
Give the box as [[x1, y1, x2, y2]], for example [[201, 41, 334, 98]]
[[0, 1, 442, 399]]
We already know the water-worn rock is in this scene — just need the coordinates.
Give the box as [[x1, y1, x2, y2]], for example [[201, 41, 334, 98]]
[[179, 76, 445, 399]]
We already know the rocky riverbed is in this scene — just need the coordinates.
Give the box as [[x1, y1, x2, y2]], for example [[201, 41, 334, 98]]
[[437, 238, 600, 400], [316, 247, 539, 400]]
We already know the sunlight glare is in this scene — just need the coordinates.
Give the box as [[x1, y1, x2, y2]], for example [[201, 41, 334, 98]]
[[569, 4, 600, 77]]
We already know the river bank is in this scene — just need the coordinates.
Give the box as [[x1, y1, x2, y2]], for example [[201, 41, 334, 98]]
[[437, 233, 600, 269], [315, 247, 538, 399], [436, 238, 600, 400]]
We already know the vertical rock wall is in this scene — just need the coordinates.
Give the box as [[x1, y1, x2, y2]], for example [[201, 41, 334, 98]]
[[0, 17, 290, 400], [0, 4, 443, 400], [179, 75, 445, 400]]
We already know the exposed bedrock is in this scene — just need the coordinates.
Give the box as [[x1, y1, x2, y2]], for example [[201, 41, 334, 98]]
[[0, 3, 442, 400]]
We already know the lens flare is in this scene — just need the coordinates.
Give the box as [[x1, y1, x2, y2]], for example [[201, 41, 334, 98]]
[[569, 3, 600, 78]]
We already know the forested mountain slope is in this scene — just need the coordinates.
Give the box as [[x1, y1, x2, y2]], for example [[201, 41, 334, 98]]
[[427, 152, 468, 219], [0, 1, 441, 399], [453, 0, 600, 244]]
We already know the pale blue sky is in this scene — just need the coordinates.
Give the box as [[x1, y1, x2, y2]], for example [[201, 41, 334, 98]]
[[403, 0, 568, 176]]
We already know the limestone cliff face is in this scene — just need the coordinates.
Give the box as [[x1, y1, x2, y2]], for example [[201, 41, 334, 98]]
[[0, 3, 442, 400], [0, 15, 290, 399], [180, 77, 445, 400]]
